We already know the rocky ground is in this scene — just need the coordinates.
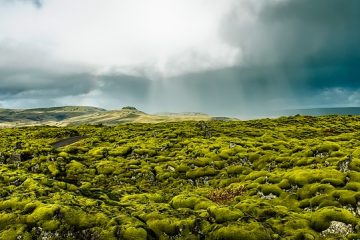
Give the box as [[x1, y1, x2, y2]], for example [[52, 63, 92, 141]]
[[0, 115, 360, 239]]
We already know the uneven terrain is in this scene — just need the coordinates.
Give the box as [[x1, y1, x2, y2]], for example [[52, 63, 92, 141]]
[[1, 116, 360, 239], [0, 106, 228, 127]]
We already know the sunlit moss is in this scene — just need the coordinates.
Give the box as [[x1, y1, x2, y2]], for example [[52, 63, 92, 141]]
[[47, 162, 60, 176], [210, 222, 271, 240], [122, 227, 147, 240], [41, 219, 61, 231], [186, 167, 217, 179], [66, 160, 86, 175], [309, 207, 359, 231], [26, 204, 59, 224], [2, 116, 360, 238], [208, 206, 244, 223], [0, 224, 27, 240]]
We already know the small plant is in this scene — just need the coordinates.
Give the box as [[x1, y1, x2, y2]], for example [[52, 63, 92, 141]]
[[208, 185, 246, 204]]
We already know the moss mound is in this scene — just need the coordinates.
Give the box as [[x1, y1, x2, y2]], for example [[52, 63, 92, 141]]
[[1, 116, 360, 238]]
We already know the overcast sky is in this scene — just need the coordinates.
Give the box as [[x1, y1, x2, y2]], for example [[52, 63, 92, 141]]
[[0, 0, 359, 116]]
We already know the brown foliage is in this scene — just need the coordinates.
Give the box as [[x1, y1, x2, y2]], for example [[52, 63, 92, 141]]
[[208, 185, 246, 204]]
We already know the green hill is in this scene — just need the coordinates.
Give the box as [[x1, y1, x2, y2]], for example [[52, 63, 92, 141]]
[[0, 106, 106, 126], [0, 106, 234, 127]]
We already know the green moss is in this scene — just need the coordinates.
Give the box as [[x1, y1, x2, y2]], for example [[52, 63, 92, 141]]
[[260, 184, 283, 196], [282, 217, 311, 232], [148, 217, 195, 237], [2, 116, 360, 239], [121, 193, 164, 204], [109, 146, 132, 157], [60, 207, 94, 228], [292, 231, 317, 240], [122, 227, 147, 240], [88, 147, 109, 158], [100, 226, 117, 240], [41, 219, 60, 231], [26, 204, 59, 224], [0, 225, 26, 240], [286, 169, 344, 187], [170, 195, 202, 209], [310, 207, 359, 231], [133, 148, 157, 156], [298, 183, 335, 199], [226, 165, 247, 175], [244, 171, 268, 181], [320, 178, 345, 187], [316, 142, 340, 153], [21, 178, 41, 191], [176, 164, 191, 173], [147, 218, 179, 236], [349, 171, 360, 182], [194, 200, 216, 210], [0, 198, 32, 211], [349, 158, 360, 171], [318, 200, 341, 208], [96, 160, 123, 175], [309, 195, 335, 207], [330, 151, 346, 157], [66, 160, 86, 175], [210, 223, 271, 240], [186, 167, 217, 179], [47, 162, 60, 176], [278, 179, 291, 189], [249, 153, 261, 162], [208, 206, 244, 223], [0, 213, 17, 229], [348, 233, 360, 240], [345, 181, 360, 191], [331, 190, 359, 206]]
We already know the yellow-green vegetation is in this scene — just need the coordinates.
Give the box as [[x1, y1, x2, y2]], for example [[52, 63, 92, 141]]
[[1, 115, 360, 239], [0, 106, 229, 127]]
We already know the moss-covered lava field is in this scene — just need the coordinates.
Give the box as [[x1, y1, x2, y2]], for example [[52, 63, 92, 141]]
[[1, 115, 360, 239]]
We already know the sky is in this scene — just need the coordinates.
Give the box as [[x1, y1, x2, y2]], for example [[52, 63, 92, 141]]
[[0, 0, 359, 117]]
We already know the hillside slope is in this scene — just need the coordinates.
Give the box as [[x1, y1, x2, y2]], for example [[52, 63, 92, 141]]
[[0, 106, 234, 127]]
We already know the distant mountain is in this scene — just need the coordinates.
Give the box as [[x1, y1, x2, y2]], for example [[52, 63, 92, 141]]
[[280, 107, 360, 116], [0, 106, 235, 127], [0, 106, 106, 125], [156, 112, 209, 116]]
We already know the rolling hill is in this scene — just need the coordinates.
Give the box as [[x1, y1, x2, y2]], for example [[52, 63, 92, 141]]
[[0, 106, 234, 127], [280, 107, 360, 116]]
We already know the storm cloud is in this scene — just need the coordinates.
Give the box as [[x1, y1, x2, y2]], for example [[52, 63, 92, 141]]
[[0, 0, 359, 116]]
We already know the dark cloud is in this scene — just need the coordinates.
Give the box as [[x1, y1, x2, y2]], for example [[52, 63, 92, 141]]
[[223, 0, 360, 66], [0, 41, 98, 108], [1, 0, 360, 115], [99, 74, 150, 101], [214, 0, 360, 113], [91, 74, 152, 110], [0, 70, 96, 99]]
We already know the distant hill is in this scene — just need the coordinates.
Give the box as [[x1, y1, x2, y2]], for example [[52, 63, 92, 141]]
[[0, 106, 235, 127], [280, 107, 360, 116], [2, 106, 360, 127], [0, 106, 106, 126]]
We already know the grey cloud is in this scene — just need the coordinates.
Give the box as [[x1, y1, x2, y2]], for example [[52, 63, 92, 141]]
[[0, 70, 97, 99], [99, 74, 150, 101], [222, 0, 360, 67], [1, 0, 360, 114], [212, 0, 360, 112], [0, 0, 44, 8], [93, 74, 152, 110], [0, 41, 98, 104]]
